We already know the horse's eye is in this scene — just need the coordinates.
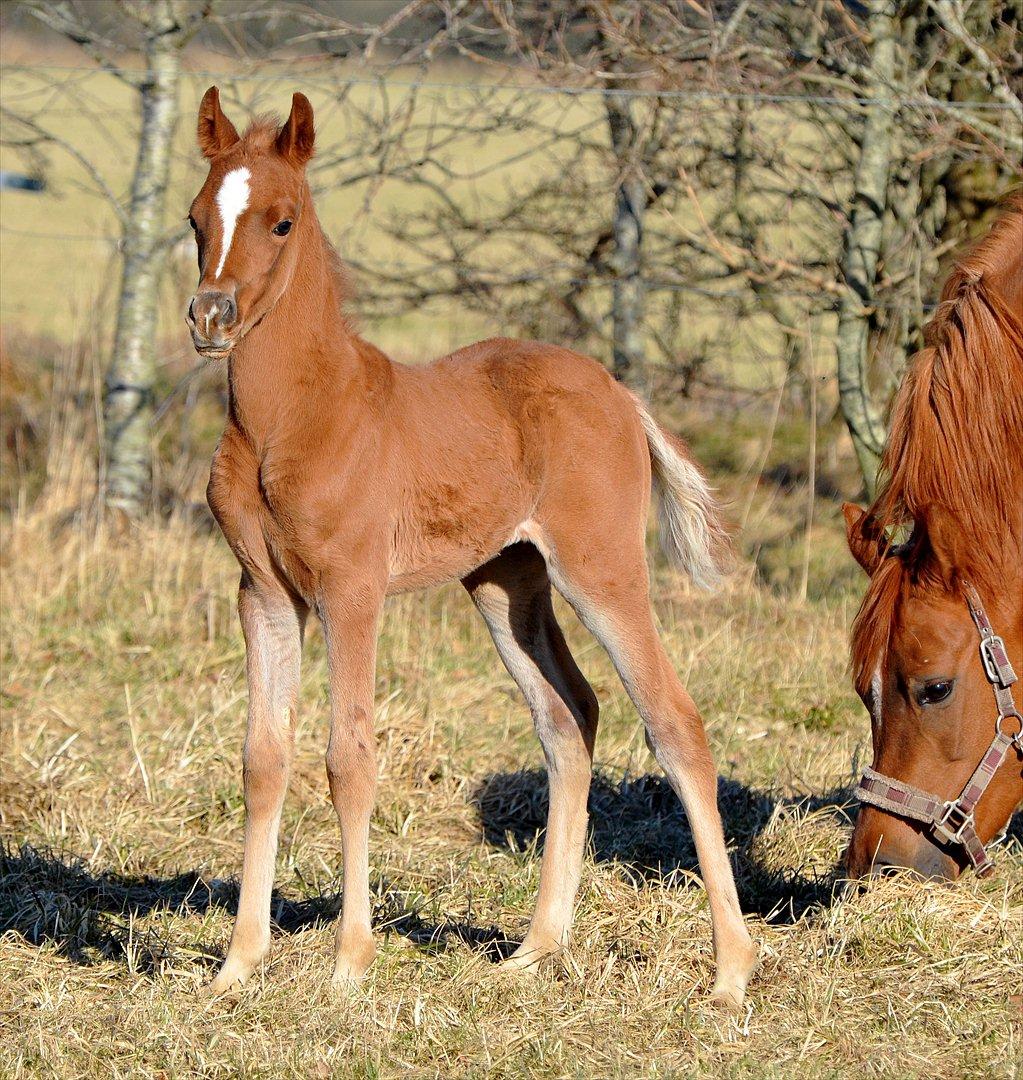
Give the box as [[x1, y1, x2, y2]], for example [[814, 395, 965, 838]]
[[188, 215, 197, 231], [917, 680, 954, 706], [272, 220, 292, 237]]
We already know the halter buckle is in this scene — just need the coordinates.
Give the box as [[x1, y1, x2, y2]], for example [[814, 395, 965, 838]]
[[980, 635, 1016, 688], [933, 800, 974, 846]]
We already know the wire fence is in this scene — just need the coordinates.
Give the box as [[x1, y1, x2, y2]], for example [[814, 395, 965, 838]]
[[3, 62, 1018, 111], [0, 224, 941, 316], [2, 58, 1016, 386]]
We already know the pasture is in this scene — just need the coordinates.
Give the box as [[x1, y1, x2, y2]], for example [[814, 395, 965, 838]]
[[1, 37, 1021, 1080], [2, 438, 1021, 1078]]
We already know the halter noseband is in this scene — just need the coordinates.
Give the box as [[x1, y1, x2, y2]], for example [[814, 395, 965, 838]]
[[855, 584, 1023, 877]]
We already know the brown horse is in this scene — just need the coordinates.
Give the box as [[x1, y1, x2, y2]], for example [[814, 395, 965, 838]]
[[844, 198, 1023, 879], [186, 88, 756, 1005]]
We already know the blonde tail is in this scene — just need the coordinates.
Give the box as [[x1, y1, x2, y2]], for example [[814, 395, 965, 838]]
[[631, 396, 728, 590]]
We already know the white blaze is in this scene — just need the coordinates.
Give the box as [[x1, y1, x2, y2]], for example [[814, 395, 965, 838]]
[[214, 167, 251, 279], [870, 665, 883, 729]]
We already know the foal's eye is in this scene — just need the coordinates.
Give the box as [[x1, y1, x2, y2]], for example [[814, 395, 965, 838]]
[[272, 220, 292, 237], [917, 680, 954, 706]]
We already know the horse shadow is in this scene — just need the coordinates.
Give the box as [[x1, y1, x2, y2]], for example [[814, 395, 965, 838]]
[[0, 840, 518, 970], [473, 768, 856, 925], [4, 777, 1020, 974], [0, 843, 347, 974]]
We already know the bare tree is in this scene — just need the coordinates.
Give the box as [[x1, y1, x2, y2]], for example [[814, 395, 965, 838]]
[[17, 0, 215, 517], [4, 0, 452, 516], [362, 0, 1021, 491], [5, 0, 1020, 505], [835, 0, 898, 491]]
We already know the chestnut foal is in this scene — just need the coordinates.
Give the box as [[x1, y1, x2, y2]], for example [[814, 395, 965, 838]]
[[188, 88, 755, 1005]]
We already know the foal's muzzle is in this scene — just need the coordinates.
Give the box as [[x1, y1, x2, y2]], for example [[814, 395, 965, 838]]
[[188, 289, 238, 357]]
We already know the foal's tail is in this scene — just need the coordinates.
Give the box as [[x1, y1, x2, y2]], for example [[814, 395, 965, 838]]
[[631, 396, 729, 590]]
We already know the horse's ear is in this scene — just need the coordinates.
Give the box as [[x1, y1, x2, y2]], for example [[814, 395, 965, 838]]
[[197, 86, 240, 159], [922, 505, 963, 587], [276, 92, 315, 166], [843, 502, 886, 575]]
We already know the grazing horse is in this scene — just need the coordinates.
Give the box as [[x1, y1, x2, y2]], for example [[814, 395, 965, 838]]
[[844, 198, 1023, 879], [186, 88, 756, 1005]]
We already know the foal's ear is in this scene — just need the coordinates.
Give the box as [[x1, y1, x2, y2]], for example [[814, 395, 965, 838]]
[[276, 92, 315, 167], [843, 502, 886, 576], [197, 86, 240, 159], [922, 504, 964, 587]]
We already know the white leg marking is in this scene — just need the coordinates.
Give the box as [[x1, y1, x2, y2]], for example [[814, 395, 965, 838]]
[[214, 167, 251, 280]]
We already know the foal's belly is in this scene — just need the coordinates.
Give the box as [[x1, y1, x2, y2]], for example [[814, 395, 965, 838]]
[[385, 490, 528, 595], [385, 519, 518, 594]]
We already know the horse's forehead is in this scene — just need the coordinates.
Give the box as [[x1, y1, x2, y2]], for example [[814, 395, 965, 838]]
[[891, 591, 972, 665], [199, 152, 296, 206]]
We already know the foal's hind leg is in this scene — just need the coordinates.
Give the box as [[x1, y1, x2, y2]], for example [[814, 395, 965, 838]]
[[544, 542, 756, 1007], [464, 543, 599, 970]]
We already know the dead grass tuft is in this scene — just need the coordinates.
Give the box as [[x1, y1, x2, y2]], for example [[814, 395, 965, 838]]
[[1, 495, 1020, 1079]]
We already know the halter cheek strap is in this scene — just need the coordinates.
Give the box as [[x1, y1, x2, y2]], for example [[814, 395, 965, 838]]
[[854, 583, 1022, 877]]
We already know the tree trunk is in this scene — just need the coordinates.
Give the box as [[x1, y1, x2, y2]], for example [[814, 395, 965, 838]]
[[606, 88, 648, 395], [835, 0, 897, 498], [103, 3, 182, 518]]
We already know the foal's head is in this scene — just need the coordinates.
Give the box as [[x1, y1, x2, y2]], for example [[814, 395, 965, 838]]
[[187, 87, 315, 359], [844, 505, 1022, 879]]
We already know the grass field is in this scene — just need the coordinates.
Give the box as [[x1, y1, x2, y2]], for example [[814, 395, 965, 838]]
[[2, 35, 1021, 1080], [1, 340, 1021, 1078], [2, 480, 1021, 1079]]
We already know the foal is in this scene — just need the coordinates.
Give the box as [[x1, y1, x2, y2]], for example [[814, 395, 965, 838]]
[[188, 88, 755, 1006]]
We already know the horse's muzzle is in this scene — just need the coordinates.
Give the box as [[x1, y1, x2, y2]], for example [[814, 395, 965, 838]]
[[188, 289, 238, 357], [845, 811, 962, 881]]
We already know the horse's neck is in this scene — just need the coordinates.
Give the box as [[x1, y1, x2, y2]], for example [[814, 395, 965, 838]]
[[226, 214, 367, 452]]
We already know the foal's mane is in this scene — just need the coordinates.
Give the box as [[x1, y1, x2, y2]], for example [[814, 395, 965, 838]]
[[851, 197, 1023, 691]]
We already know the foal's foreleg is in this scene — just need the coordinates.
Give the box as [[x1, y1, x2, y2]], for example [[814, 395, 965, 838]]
[[211, 574, 306, 994], [464, 547, 599, 970], [321, 587, 384, 989]]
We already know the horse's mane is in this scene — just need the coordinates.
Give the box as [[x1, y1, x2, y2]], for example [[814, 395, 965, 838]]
[[851, 196, 1023, 692]]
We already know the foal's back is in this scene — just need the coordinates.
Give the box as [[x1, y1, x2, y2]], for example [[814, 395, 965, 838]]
[[381, 336, 649, 593]]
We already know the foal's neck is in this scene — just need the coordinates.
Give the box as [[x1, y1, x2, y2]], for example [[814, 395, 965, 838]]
[[226, 201, 367, 451]]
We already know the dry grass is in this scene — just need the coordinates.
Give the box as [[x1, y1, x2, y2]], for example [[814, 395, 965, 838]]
[[1, 44, 1020, 1079], [1, 482, 1020, 1078]]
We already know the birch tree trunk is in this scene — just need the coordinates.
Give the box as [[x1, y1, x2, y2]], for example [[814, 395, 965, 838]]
[[835, 0, 897, 497], [103, 2, 183, 518], [606, 87, 648, 394]]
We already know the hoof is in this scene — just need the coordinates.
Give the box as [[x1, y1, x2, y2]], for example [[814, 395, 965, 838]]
[[330, 970, 364, 995], [707, 942, 758, 1011], [209, 933, 270, 997], [331, 937, 376, 990], [498, 939, 563, 975], [208, 962, 254, 997], [706, 982, 745, 1012]]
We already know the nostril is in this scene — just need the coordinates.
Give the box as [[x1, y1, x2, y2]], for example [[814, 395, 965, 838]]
[[221, 295, 237, 327], [187, 297, 196, 324]]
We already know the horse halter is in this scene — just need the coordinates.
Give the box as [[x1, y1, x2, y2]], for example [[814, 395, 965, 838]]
[[855, 584, 1023, 877]]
